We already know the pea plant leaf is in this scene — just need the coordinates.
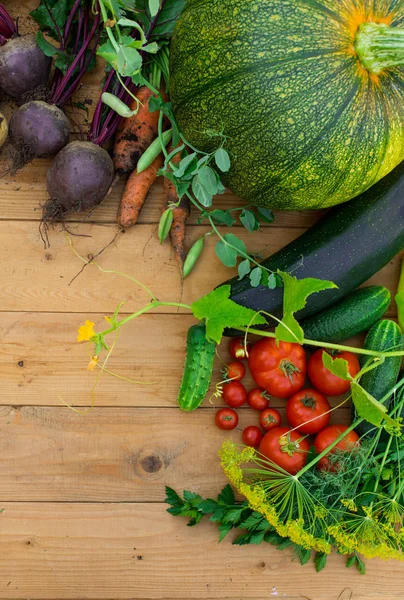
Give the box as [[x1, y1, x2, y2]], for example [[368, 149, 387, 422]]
[[321, 353, 352, 381], [215, 148, 230, 172], [351, 381, 402, 435], [191, 285, 267, 344], [275, 272, 337, 344]]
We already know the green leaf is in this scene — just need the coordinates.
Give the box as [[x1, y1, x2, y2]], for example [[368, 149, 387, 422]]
[[218, 522, 233, 541], [257, 207, 274, 223], [209, 209, 235, 227], [321, 352, 352, 381], [346, 555, 357, 569], [239, 513, 265, 531], [198, 499, 219, 514], [191, 285, 267, 344], [214, 148, 230, 172], [351, 381, 401, 434], [117, 45, 142, 77], [240, 209, 259, 232], [164, 486, 183, 508], [249, 267, 262, 288], [218, 484, 235, 505], [223, 233, 247, 257], [142, 41, 159, 54], [174, 153, 197, 178], [35, 31, 60, 57], [314, 552, 327, 572], [267, 273, 277, 289], [275, 272, 337, 343], [149, 0, 160, 17], [135, 0, 186, 41], [356, 554, 366, 575], [198, 166, 218, 195], [294, 545, 312, 566], [31, 0, 75, 39], [216, 241, 238, 268], [238, 259, 251, 280], [158, 209, 173, 243], [97, 40, 119, 71], [192, 175, 212, 207]]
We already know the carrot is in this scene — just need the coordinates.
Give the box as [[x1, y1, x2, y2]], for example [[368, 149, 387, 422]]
[[113, 86, 163, 173], [118, 154, 164, 228], [164, 147, 190, 275]]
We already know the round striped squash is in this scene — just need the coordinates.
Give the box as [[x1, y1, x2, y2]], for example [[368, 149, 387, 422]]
[[170, 0, 404, 210]]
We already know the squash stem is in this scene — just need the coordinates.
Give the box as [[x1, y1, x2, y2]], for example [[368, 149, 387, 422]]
[[355, 22, 404, 74]]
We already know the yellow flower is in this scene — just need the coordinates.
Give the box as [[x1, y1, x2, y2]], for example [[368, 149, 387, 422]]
[[77, 320, 96, 342], [87, 356, 99, 371]]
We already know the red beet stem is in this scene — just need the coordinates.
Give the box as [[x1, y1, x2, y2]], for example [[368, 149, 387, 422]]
[[0, 4, 17, 44]]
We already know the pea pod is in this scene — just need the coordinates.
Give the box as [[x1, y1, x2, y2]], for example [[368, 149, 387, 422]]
[[177, 323, 216, 411], [183, 236, 205, 278], [137, 129, 172, 173]]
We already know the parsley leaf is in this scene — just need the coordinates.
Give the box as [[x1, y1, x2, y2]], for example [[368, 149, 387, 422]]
[[191, 286, 267, 344]]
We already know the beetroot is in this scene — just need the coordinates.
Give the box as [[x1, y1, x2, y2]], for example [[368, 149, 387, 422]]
[[0, 33, 51, 101], [46, 141, 114, 213], [9, 101, 70, 157]]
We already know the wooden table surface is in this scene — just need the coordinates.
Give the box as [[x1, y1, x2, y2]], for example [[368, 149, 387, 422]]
[[1, 2, 404, 599]]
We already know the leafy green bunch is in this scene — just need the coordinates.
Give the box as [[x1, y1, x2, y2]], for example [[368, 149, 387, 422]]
[[95, 0, 185, 115]]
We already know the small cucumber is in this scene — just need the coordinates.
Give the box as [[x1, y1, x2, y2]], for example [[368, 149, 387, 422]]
[[301, 286, 390, 343], [354, 319, 403, 438], [177, 324, 216, 411]]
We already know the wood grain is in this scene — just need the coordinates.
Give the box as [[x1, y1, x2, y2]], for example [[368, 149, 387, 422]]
[[0, 221, 401, 315], [0, 502, 402, 600], [0, 311, 368, 407], [0, 405, 350, 502]]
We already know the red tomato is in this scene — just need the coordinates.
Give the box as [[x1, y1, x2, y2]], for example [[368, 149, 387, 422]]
[[222, 381, 247, 408], [228, 337, 250, 360], [215, 408, 239, 430], [308, 349, 360, 396], [259, 427, 310, 474], [259, 407, 281, 431], [247, 388, 270, 411], [225, 361, 246, 382], [242, 426, 263, 448], [248, 338, 306, 398], [314, 425, 360, 470], [286, 388, 331, 434]]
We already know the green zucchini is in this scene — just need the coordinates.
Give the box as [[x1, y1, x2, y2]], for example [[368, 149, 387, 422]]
[[354, 320, 403, 438], [301, 286, 391, 344], [221, 162, 404, 333], [177, 324, 216, 411]]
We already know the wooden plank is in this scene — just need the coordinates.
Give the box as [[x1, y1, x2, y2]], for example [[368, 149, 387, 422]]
[[0, 405, 350, 502], [0, 502, 401, 600], [0, 221, 401, 314], [0, 167, 324, 227], [0, 310, 383, 407]]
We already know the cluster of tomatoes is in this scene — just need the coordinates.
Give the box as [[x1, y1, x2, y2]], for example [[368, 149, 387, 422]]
[[215, 337, 361, 474]]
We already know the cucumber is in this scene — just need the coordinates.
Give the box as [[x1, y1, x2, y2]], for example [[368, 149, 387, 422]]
[[177, 324, 216, 411], [301, 286, 391, 343], [354, 320, 403, 438], [220, 161, 404, 332]]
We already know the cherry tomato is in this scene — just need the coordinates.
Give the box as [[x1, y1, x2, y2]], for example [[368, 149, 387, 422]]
[[286, 388, 331, 434], [248, 338, 307, 398], [225, 361, 246, 382], [259, 427, 310, 474], [247, 388, 270, 411], [242, 425, 263, 448], [308, 349, 360, 396], [222, 381, 247, 408], [314, 425, 360, 470], [228, 337, 250, 360], [259, 407, 281, 431], [215, 408, 239, 430]]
